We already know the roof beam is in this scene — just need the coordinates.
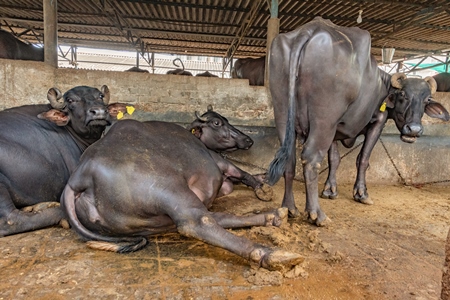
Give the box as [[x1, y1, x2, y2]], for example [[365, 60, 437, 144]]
[[223, 0, 266, 71]]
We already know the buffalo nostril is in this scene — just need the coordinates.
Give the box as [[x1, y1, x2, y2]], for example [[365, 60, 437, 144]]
[[403, 124, 423, 136]]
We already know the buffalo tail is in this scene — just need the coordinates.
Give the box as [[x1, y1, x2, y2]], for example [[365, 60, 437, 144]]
[[267, 30, 312, 186], [60, 185, 148, 253]]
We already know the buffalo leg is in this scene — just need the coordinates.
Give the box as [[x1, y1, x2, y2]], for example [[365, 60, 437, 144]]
[[209, 151, 273, 201], [301, 133, 334, 226], [210, 207, 288, 228], [0, 186, 65, 237], [167, 193, 302, 270], [353, 112, 387, 204], [321, 141, 340, 199]]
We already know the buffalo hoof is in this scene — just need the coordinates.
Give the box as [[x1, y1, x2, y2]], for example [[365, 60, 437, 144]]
[[255, 184, 273, 201], [321, 189, 338, 200], [265, 207, 288, 227], [59, 219, 70, 229], [307, 211, 331, 227], [21, 202, 60, 213], [260, 249, 304, 271], [353, 191, 373, 205], [287, 207, 301, 218]]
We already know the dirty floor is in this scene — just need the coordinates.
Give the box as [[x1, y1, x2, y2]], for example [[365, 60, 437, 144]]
[[1, 181, 449, 300]]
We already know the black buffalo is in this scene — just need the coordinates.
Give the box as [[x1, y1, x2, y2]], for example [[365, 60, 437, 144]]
[[60, 120, 303, 270], [432, 72, 450, 92], [267, 17, 449, 226], [125, 66, 149, 73], [0, 29, 44, 61], [196, 71, 219, 77], [188, 105, 272, 201], [231, 56, 265, 86], [0, 85, 129, 236], [166, 58, 193, 76]]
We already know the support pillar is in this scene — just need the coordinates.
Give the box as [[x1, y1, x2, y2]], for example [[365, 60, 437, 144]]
[[43, 0, 58, 68], [265, 0, 279, 87]]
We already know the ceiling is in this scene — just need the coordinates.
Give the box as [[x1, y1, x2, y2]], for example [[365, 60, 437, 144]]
[[1, 0, 450, 66]]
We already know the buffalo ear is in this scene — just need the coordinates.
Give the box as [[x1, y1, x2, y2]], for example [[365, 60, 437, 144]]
[[37, 109, 70, 126], [107, 103, 128, 119], [101, 85, 110, 105], [190, 126, 202, 138], [425, 100, 450, 121], [384, 93, 395, 109]]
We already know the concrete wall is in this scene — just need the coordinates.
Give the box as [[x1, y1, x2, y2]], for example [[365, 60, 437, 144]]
[[1, 58, 450, 187]]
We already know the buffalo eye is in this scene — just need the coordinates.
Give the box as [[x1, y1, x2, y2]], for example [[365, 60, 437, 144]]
[[99, 94, 104, 100], [213, 119, 221, 126], [67, 98, 74, 104]]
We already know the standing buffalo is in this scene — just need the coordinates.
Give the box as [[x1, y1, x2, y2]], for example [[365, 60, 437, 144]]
[[0, 85, 129, 236], [231, 56, 265, 86], [267, 17, 449, 226], [188, 105, 272, 201], [60, 120, 303, 270], [166, 58, 193, 76], [432, 72, 450, 92], [0, 29, 44, 61]]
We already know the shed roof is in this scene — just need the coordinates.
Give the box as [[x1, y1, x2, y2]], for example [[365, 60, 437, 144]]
[[1, 0, 450, 64]]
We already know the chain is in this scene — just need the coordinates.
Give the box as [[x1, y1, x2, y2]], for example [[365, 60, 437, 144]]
[[379, 137, 406, 184], [222, 137, 450, 187]]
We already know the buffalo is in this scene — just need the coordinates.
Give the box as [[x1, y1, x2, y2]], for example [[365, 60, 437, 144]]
[[0, 29, 44, 61], [267, 17, 449, 226], [231, 56, 265, 86], [60, 119, 303, 270], [432, 72, 450, 92], [125, 66, 149, 73], [189, 105, 272, 201], [0, 85, 130, 236], [196, 71, 218, 77], [166, 58, 193, 76]]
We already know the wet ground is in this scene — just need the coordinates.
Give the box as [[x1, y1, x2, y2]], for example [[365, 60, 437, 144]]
[[1, 181, 449, 300]]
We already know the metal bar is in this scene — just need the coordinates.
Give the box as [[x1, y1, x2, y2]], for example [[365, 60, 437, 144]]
[[222, 0, 265, 71]]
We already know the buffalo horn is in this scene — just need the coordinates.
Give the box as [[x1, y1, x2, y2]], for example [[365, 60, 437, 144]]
[[101, 85, 110, 104], [47, 87, 65, 109], [195, 111, 208, 122], [424, 76, 437, 94], [391, 73, 407, 89]]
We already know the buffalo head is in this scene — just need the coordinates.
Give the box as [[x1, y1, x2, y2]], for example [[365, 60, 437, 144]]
[[38, 85, 130, 141], [387, 73, 449, 143], [188, 105, 253, 152]]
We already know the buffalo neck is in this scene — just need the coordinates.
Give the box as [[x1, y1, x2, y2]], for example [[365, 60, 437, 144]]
[[64, 125, 104, 152]]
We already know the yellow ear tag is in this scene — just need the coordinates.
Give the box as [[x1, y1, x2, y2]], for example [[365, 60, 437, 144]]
[[379, 102, 387, 112], [126, 106, 135, 115], [117, 111, 124, 120], [191, 128, 195, 134]]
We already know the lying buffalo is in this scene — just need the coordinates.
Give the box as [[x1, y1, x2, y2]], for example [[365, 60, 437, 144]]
[[196, 71, 218, 77], [267, 17, 449, 225], [0, 85, 129, 236], [125, 66, 149, 73], [61, 120, 303, 270], [188, 105, 272, 201], [0, 29, 44, 61]]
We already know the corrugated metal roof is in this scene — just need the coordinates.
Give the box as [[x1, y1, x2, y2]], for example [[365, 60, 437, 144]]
[[1, 0, 450, 63]]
